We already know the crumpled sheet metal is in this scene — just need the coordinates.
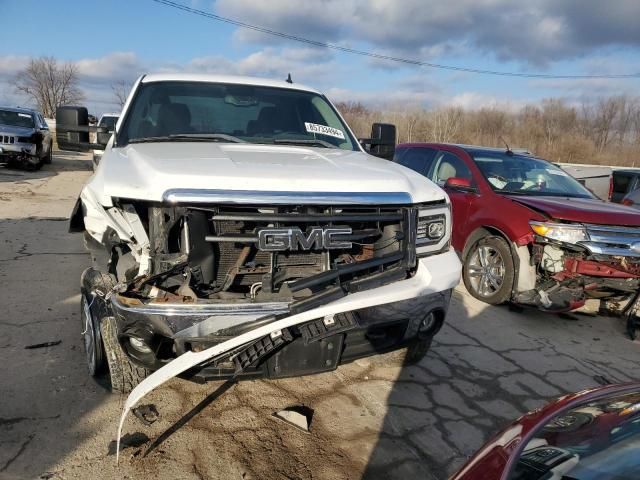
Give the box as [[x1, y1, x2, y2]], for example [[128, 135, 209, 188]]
[[116, 252, 460, 462]]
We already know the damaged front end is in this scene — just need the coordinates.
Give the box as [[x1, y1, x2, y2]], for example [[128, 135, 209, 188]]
[[515, 221, 640, 335], [76, 191, 456, 380], [0, 132, 44, 170]]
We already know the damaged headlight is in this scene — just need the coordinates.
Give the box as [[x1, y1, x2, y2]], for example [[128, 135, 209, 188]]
[[530, 221, 588, 244]]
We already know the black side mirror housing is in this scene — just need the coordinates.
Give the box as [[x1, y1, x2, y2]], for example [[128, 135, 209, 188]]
[[360, 123, 396, 160], [56, 106, 111, 152]]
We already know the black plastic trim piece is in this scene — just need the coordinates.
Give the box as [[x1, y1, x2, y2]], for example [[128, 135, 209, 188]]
[[298, 312, 358, 344], [232, 328, 293, 373]]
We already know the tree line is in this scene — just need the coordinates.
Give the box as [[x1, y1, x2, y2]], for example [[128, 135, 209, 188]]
[[10, 57, 640, 167], [337, 97, 640, 167]]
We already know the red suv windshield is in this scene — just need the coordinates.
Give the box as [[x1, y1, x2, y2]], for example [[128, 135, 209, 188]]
[[471, 151, 594, 199]]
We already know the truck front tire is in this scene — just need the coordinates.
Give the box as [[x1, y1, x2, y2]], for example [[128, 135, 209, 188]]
[[404, 338, 433, 365], [81, 268, 149, 393], [100, 317, 150, 394]]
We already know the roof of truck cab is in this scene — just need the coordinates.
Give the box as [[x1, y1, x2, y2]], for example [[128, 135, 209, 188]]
[[141, 73, 321, 94]]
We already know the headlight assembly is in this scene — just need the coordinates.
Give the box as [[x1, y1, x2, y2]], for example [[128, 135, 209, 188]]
[[530, 221, 588, 244], [417, 214, 446, 244], [416, 204, 451, 257]]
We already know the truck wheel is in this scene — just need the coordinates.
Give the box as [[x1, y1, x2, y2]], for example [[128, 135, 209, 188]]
[[80, 269, 114, 376], [404, 337, 433, 365], [81, 268, 149, 393], [463, 235, 514, 305], [100, 317, 150, 394], [81, 292, 105, 376]]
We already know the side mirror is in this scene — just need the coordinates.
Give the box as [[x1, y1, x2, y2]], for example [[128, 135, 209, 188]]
[[56, 106, 111, 152], [444, 177, 476, 192], [359, 123, 396, 160]]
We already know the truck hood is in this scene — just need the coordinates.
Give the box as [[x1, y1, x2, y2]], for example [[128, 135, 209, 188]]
[[508, 195, 640, 226], [93, 142, 445, 205]]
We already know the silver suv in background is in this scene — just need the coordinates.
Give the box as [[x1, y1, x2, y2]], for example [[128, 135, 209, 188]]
[[0, 106, 53, 170], [91, 113, 119, 169]]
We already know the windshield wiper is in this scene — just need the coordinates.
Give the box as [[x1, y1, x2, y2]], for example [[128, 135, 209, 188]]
[[273, 138, 337, 149], [129, 133, 246, 144]]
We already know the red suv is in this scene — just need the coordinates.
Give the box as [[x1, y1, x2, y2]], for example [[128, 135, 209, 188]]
[[394, 143, 640, 337]]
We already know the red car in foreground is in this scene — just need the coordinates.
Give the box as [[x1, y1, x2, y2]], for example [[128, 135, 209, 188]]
[[394, 143, 640, 338], [451, 383, 640, 480]]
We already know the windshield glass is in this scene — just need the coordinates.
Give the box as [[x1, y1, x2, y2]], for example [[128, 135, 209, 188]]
[[119, 81, 357, 150], [471, 151, 594, 198], [0, 110, 34, 129], [512, 390, 640, 480]]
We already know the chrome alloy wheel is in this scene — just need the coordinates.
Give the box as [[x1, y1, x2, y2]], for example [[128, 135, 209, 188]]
[[467, 245, 506, 297]]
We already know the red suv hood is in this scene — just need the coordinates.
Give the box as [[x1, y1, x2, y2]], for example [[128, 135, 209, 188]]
[[508, 196, 640, 226]]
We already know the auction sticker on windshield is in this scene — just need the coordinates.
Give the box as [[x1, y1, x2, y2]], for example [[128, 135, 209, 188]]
[[305, 123, 345, 140]]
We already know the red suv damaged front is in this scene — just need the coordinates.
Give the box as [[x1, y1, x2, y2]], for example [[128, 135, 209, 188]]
[[394, 143, 640, 336]]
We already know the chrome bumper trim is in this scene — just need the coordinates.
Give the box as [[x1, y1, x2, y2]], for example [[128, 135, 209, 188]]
[[112, 295, 290, 317]]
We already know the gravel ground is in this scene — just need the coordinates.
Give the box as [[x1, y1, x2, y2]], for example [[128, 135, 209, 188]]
[[0, 151, 638, 480]]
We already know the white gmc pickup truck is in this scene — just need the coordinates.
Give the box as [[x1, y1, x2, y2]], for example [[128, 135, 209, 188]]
[[56, 74, 461, 411]]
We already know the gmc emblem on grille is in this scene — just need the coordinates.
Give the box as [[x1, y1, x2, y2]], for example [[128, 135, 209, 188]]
[[257, 227, 352, 251]]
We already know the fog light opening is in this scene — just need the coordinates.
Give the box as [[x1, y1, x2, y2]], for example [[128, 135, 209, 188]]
[[129, 336, 152, 354], [417, 310, 444, 339]]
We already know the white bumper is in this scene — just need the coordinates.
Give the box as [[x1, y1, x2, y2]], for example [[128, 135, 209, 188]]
[[116, 250, 461, 460]]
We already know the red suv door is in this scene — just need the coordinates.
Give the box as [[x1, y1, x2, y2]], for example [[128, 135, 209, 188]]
[[428, 150, 475, 251]]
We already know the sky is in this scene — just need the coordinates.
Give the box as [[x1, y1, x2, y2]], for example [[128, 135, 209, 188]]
[[1, 0, 640, 115]]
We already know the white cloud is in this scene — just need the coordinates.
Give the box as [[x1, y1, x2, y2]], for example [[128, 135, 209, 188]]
[[448, 92, 527, 111], [76, 52, 143, 84], [0, 47, 342, 114], [0, 55, 29, 80], [527, 77, 639, 102], [213, 0, 640, 66], [185, 47, 336, 83]]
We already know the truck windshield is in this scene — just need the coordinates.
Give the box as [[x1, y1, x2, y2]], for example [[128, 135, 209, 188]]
[[472, 151, 594, 198], [119, 81, 358, 151], [0, 110, 34, 129]]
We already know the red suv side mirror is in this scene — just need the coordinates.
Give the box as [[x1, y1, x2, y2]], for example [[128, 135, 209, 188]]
[[445, 177, 475, 192]]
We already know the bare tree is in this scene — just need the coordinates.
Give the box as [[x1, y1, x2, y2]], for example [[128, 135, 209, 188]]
[[12, 56, 84, 118], [592, 97, 622, 152], [111, 80, 132, 109], [430, 107, 463, 143], [335, 93, 640, 167], [540, 99, 577, 154]]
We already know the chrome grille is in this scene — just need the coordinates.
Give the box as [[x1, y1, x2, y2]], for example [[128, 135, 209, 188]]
[[581, 224, 640, 257], [203, 204, 413, 293], [0, 135, 15, 144]]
